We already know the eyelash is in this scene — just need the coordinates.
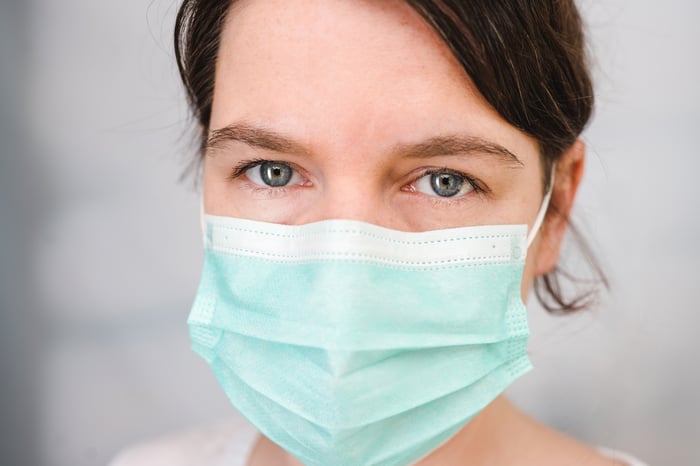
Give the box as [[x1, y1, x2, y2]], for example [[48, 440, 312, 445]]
[[419, 168, 482, 192], [407, 168, 484, 206], [230, 158, 275, 179], [228, 158, 306, 195], [228, 159, 485, 201]]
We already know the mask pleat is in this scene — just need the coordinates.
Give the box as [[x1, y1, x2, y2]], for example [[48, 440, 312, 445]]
[[199, 334, 530, 466], [204, 328, 528, 429], [199, 251, 523, 350]]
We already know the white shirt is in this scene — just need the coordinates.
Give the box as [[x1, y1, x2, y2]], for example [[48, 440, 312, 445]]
[[109, 419, 257, 466], [109, 418, 648, 466]]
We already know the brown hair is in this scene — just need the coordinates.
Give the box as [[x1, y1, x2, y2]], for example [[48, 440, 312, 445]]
[[174, 0, 607, 312]]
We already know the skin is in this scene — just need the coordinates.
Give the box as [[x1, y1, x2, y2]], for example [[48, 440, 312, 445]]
[[203, 0, 619, 464]]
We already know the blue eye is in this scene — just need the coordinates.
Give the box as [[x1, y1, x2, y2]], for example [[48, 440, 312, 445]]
[[246, 161, 302, 187], [415, 170, 474, 198]]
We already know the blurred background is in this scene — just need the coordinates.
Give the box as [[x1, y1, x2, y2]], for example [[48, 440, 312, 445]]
[[0, 0, 697, 465]]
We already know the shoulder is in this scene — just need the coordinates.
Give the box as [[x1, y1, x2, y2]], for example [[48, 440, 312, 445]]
[[108, 418, 259, 466], [525, 424, 642, 466], [597, 447, 649, 466]]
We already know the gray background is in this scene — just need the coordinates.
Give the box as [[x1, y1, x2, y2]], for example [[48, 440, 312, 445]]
[[0, 1, 698, 465]]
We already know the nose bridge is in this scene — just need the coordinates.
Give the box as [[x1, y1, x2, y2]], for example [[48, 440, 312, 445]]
[[317, 180, 387, 225], [296, 164, 403, 228]]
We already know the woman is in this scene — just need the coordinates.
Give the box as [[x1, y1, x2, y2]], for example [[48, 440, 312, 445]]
[[113, 0, 647, 464]]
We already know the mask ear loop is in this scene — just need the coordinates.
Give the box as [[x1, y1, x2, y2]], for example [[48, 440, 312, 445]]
[[526, 167, 556, 248], [199, 196, 207, 246]]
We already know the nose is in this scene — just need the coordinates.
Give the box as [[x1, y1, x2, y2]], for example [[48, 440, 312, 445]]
[[292, 177, 408, 230]]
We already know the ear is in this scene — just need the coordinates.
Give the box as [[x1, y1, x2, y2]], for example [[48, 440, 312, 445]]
[[534, 139, 586, 276]]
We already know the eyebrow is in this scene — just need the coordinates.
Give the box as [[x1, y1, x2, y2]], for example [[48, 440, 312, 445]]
[[391, 136, 523, 167], [207, 122, 310, 156], [206, 122, 523, 167]]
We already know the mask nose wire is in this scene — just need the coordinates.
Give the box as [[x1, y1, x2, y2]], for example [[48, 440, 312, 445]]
[[526, 167, 556, 248]]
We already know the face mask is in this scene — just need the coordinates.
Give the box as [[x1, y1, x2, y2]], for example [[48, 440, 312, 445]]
[[188, 179, 554, 466]]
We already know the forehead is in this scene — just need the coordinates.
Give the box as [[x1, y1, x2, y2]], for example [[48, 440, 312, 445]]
[[218, 0, 456, 73], [210, 0, 535, 159]]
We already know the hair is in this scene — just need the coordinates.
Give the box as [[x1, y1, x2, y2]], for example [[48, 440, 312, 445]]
[[174, 0, 607, 313]]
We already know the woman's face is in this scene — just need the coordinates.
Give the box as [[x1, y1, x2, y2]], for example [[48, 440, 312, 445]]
[[203, 0, 575, 296]]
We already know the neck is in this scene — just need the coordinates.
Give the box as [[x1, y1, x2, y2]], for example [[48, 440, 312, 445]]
[[415, 396, 522, 465]]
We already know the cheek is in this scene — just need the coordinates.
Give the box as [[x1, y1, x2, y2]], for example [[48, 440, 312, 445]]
[[202, 160, 248, 217], [202, 162, 228, 214]]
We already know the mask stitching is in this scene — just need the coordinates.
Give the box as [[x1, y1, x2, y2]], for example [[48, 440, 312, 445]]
[[205, 254, 521, 271], [207, 247, 513, 264], [208, 224, 521, 244]]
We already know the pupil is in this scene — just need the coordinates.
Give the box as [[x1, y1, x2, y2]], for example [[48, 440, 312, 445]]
[[261, 161, 292, 187], [430, 172, 462, 197]]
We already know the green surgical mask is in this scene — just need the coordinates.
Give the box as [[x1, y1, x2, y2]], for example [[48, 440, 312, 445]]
[[188, 180, 552, 466]]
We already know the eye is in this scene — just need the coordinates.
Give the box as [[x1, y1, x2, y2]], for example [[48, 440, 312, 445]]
[[245, 161, 302, 187], [415, 170, 475, 198]]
